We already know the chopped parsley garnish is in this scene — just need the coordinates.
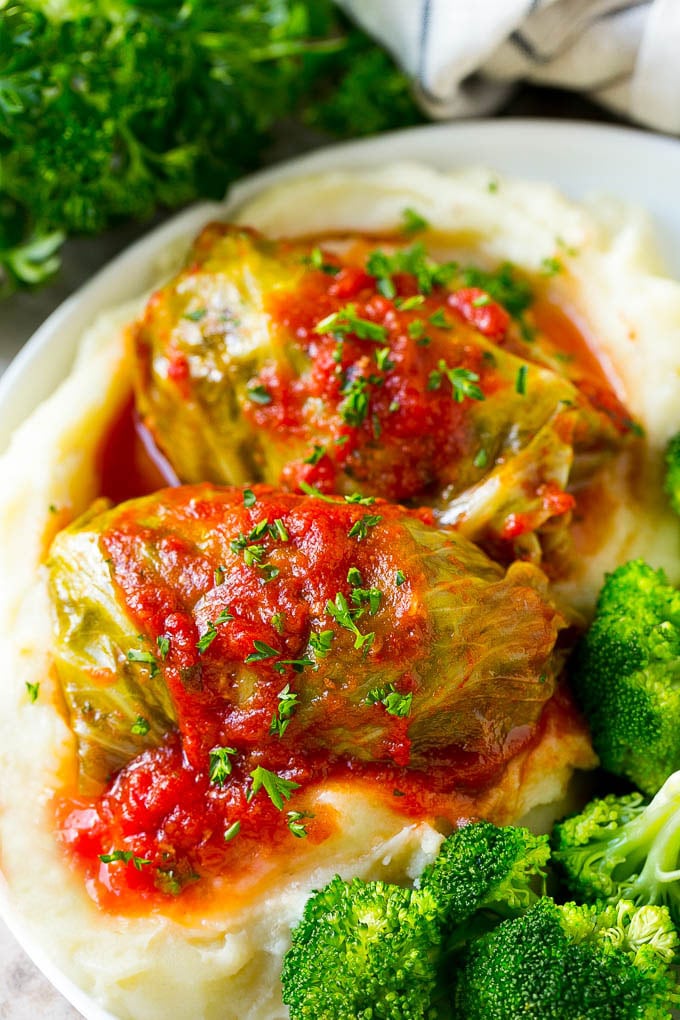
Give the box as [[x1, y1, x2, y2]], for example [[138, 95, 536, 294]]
[[407, 318, 425, 339], [304, 444, 326, 466], [375, 346, 395, 371], [298, 481, 339, 504], [348, 513, 382, 541], [287, 810, 313, 838], [350, 583, 382, 615], [305, 247, 339, 275], [99, 850, 150, 870], [428, 308, 451, 329], [395, 295, 425, 311], [471, 293, 491, 307], [473, 447, 489, 469], [395, 570, 406, 586], [309, 629, 334, 657], [127, 647, 159, 677], [243, 488, 257, 508], [224, 821, 241, 842], [345, 492, 377, 506], [389, 399, 400, 413], [214, 566, 225, 585], [315, 303, 388, 343], [25, 681, 40, 703], [245, 640, 280, 664], [247, 767, 300, 810], [260, 564, 278, 582], [402, 207, 429, 235], [131, 715, 150, 736], [197, 622, 218, 653], [156, 635, 170, 659], [516, 364, 528, 395], [367, 243, 457, 297], [459, 263, 532, 318], [339, 375, 370, 427], [270, 684, 299, 737], [216, 609, 234, 625], [183, 308, 206, 322], [272, 612, 286, 635], [541, 256, 562, 276], [366, 683, 413, 717], [248, 520, 269, 541], [209, 746, 238, 785], [427, 361, 485, 403], [247, 384, 272, 405], [326, 592, 375, 651], [275, 657, 315, 674], [270, 518, 289, 542], [230, 530, 266, 567], [365, 251, 397, 299]]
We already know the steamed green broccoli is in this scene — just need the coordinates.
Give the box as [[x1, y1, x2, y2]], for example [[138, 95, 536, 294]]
[[417, 817, 549, 928], [553, 770, 680, 926], [280, 821, 548, 1020], [453, 898, 679, 1019], [570, 559, 680, 794], [665, 432, 680, 516]]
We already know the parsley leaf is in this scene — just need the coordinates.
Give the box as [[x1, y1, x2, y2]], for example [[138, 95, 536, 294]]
[[247, 767, 300, 810], [245, 640, 280, 664], [247, 384, 272, 405], [270, 684, 299, 737], [427, 360, 485, 403], [287, 810, 313, 838], [326, 592, 374, 651], [25, 681, 39, 703], [339, 376, 370, 427], [366, 683, 413, 717], [347, 513, 382, 541], [402, 208, 429, 235], [224, 821, 241, 842], [304, 444, 326, 466], [127, 647, 159, 677], [309, 629, 334, 657], [315, 303, 388, 343], [209, 746, 238, 785], [99, 850, 150, 871]]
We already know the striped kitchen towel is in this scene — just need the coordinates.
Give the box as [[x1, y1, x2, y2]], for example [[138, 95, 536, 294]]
[[336, 0, 680, 134]]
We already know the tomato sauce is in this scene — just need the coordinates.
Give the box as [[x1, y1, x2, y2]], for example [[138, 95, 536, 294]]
[[55, 486, 564, 910]]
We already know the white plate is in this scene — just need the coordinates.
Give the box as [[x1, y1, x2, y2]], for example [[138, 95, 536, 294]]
[[2, 118, 680, 1019]]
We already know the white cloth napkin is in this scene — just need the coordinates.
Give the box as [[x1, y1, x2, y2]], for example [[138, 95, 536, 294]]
[[337, 0, 680, 134]]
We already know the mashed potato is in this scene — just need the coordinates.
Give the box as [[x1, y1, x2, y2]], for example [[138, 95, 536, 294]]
[[1, 163, 680, 1020]]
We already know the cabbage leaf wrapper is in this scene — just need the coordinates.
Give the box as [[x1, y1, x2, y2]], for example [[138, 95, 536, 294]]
[[48, 486, 574, 794], [133, 226, 633, 563]]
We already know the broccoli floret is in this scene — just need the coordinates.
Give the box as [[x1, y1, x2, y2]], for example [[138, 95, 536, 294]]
[[281, 821, 549, 1020], [418, 819, 549, 927], [553, 769, 680, 927], [665, 433, 680, 516], [281, 876, 444, 1020], [453, 898, 680, 1019], [570, 559, 680, 794]]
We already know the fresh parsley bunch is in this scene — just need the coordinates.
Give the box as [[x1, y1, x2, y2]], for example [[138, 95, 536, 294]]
[[0, 0, 420, 297]]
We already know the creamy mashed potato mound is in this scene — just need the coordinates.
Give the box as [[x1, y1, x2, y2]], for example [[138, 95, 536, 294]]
[[1, 164, 680, 1020]]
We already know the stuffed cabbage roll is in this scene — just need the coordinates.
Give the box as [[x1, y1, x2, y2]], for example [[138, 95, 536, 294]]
[[49, 485, 572, 794], [133, 226, 635, 563]]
